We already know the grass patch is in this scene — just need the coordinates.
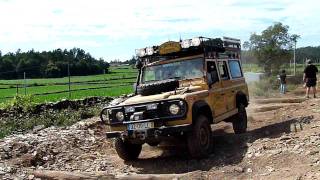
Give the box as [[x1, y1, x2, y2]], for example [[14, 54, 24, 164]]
[[0, 94, 106, 139], [242, 64, 263, 73]]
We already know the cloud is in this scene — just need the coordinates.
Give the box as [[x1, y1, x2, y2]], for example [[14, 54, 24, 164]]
[[0, 0, 319, 60]]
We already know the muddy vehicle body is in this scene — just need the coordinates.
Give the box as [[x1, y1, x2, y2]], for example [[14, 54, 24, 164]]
[[101, 36, 249, 160]]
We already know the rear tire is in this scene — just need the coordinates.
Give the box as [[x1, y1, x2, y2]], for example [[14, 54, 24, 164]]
[[114, 138, 142, 161], [187, 115, 212, 158], [232, 104, 248, 134]]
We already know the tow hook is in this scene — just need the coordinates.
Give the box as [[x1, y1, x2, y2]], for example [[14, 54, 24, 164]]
[[136, 130, 146, 140], [138, 134, 146, 140], [154, 130, 161, 138]]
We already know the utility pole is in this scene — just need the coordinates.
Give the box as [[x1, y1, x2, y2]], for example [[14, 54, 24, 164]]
[[291, 34, 300, 76], [294, 40, 296, 76], [68, 61, 71, 98], [24, 72, 26, 95]]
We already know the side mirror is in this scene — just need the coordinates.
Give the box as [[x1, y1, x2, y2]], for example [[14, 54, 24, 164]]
[[207, 73, 213, 88], [135, 60, 143, 69], [207, 72, 218, 88], [133, 83, 137, 91]]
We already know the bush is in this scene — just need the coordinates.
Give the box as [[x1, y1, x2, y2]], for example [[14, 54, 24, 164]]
[[249, 74, 303, 97], [0, 106, 101, 139], [249, 76, 279, 97], [287, 73, 304, 85], [0, 95, 36, 112]]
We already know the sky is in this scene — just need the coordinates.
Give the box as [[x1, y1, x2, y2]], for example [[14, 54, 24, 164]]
[[0, 0, 319, 61]]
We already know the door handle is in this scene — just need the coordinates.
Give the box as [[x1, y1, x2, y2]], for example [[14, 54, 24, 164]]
[[221, 93, 225, 95]]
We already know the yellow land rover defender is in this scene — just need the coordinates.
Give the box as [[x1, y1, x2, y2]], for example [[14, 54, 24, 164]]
[[100, 36, 249, 161]]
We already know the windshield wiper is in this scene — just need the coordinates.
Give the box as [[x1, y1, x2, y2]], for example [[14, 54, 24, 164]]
[[143, 76, 181, 83]]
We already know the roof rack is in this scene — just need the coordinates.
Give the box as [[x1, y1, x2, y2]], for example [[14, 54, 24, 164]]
[[222, 36, 241, 52], [135, 36, 241, 62]]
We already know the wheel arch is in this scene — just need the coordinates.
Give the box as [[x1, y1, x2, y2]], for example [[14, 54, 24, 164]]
[[192, 100, 213, 124], [236, 91, 248, 108]]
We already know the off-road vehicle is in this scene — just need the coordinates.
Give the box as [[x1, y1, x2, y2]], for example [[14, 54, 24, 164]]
[[100, 36, 249, 161]]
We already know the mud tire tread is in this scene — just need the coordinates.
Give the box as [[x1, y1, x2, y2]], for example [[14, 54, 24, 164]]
[[114, 138, 142, 161]]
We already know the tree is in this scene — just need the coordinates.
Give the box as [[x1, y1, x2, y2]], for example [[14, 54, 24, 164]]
[[45, 62, 61, 78], [244, 22, 299, 74]]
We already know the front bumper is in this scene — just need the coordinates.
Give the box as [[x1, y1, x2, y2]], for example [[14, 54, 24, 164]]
[[106, 124, 192, 139]]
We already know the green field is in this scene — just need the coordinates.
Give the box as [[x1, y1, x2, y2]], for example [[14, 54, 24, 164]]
[[0, 66, 138, 103], [1, 63, 318, 104]]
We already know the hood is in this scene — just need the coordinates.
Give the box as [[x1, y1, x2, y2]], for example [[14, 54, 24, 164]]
[[119, 85, 203, 106]]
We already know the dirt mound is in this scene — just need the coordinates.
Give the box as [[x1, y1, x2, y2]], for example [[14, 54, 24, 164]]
[[0, 118, 116, 179]]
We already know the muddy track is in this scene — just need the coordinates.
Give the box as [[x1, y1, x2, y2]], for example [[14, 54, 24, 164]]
[[1, 88, 320, 179]]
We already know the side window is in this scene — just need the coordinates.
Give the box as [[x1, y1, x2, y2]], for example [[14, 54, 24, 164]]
[[229, 60, 243, 78], [207, 61, 219, 85], [218, 61, 230, 80]]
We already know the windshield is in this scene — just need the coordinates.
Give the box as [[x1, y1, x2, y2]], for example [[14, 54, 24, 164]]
[[142, 57, 204, 83]]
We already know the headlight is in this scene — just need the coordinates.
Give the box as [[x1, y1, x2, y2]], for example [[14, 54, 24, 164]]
[[169, 104, 180, 115], [116, 111, 124, 121], [191, 37, 201, 46], [100, 108, 110, 123], [146, 47, 154, 55], [181, 39, 191, 48], [135, 48, 146, 57]]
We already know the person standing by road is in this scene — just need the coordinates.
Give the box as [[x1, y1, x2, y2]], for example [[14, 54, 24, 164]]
[[279, 70, 287, 94], [303, 60, 318, 98]]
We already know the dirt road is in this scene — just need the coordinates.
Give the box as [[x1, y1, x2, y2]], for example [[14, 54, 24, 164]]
[[1, 89, 320, 179]]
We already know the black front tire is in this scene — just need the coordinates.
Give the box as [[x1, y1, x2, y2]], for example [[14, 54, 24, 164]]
[[147, 141, 160, 147], [114, 138, 142, 161], [232, 104, 248, 134], [187, 115, 212, 158]]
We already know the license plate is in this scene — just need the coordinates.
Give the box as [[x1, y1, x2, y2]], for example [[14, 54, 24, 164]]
[[127, 122, 154, 130]]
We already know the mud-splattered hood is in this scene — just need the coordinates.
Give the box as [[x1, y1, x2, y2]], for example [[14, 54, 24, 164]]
[[110, 86, 203, 106]]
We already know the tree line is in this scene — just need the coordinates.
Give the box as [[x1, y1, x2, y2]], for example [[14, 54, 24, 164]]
[[295, 46, 320, 63], [0, 48, 110, 79], [242, 46, 320, 65]]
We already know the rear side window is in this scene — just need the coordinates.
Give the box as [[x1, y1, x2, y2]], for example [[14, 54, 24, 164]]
[[229, 60, 243, 78], [217, 61, 230, 80]]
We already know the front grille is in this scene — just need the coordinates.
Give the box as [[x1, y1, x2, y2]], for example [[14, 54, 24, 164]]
[[125, 105, 159, 121], [143, 110, 159, 119], [108, 99, 188, 124]]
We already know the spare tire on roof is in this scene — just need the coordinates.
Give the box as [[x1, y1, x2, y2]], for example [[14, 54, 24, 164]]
[[137, 79, 179, 96]]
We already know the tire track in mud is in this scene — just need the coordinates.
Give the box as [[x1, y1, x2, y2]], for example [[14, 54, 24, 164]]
[[2, 95, 320, 179]]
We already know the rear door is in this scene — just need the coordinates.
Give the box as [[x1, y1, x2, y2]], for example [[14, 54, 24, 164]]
[[206, 59, 226, 117], [226, 59, 245, 111]]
